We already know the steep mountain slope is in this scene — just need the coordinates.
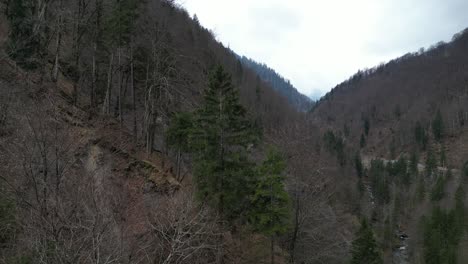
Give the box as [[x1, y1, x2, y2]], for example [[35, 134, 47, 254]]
[[0, 1, 355, 264], [312, 28, 468, 163], [239, 56, 314, 112], [310, 28, 468, 263]]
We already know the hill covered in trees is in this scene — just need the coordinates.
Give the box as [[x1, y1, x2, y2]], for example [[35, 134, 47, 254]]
[[0, 1, 351, 264], [310, 27, 468, 263], [239, 56, 314, 112], [1, 0, 467, 263]]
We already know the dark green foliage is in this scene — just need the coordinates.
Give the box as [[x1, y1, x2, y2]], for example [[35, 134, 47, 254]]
[[387, 156, 407, 178], [462, 161, 468, 181], [357, 178, 365, 197], [363, 117, 370, 136], [350, 219, 383, 264], [416, 174, 426, 202], [432, 110, 444, 142], [426, 148, 437, 176], [414, 121, 428, 150], [440, 148, 446, 168], [392, 196, 401, 224], [430, 175, 445, 202], [458, 109, 465, 127], [354, 153, 364, 178], [323, 130, 345, 166], [401, 171, 411, 187], [249, 148, 290, 236], [104, 0, 139, 46], [369, 160, 390, 204], [423, 206, 464, 264], [190, 66, 258, 218], [388, 156, 410, 185], [396, 156, 408, 175], [409, 151, 419, 175], [360, 133, 366, 148], [168, 67, 290, 227], [166, 67, 290, 231], [6, 0, 42, 68], [166, 112, 194, 152], [238, 56, 313, 111], [383, 217, 393, 248], [255, 78, 261, 103]]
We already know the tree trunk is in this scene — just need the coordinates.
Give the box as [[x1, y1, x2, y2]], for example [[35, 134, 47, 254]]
[[289, 193, 300, 263], [271, 236, 274, 264], [118, 46, 122, 125], [72, 0, 85, 106], [103, 53, 113, 114], [131, 38, 136, 143], [118, 0, 123, 128], [92, 0, 102, 108], [91, 41, 97, 108], [52, 5, 62, 83], [145, 85, 155, 155], [270, 177, 274, 264], [176, 150, 181, 180]]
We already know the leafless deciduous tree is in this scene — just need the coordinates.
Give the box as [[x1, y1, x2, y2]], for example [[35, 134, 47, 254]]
[[134, 192, 222, 264]]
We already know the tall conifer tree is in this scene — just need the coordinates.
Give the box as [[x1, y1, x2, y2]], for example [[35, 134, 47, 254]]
[[191, 65, 257, 218], [350, 219, 383, 264], [249, 148, 290, 235]]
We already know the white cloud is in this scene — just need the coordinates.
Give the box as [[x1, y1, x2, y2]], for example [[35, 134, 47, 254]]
[[178, 0, 468, 98]]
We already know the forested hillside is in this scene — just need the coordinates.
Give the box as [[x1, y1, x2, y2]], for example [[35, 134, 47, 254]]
[[0, 1, 354, 264], [310, 28, 468, 263], [2, 0, 466, 263], [239, 56, 313, 112]]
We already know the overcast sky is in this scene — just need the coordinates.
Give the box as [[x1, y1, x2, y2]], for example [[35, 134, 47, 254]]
[[177, 0, 468, 99]]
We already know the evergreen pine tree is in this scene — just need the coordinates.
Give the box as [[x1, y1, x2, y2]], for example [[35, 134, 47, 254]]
[[370, 160, 390, 204], [415, 121, 428, 150], [410, 151, 419, 175], [355, 153, 364, 178], [432, 110, 444, 142], [426, 148, 437, 177], [462, 161, 468, 182], [423, 206, 461, 264], [350, 219, 383, 264], [363, 118, 370, 136], [166, 112, 194, 153], [166, 112, 195, 179], [416, 174, 426, 202], [105, 0, 138, 46], [360, 133, 366, 148], [440, 147, 446, 168], [248, 148, 290, 236], [430, 175, 445, 202], [191, 65, 258, 218], [6, 0, 41, 68]]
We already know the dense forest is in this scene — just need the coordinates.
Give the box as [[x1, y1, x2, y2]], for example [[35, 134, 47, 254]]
[[0, 0, 350, 263], [311, 27, 468, 263], [0, 0, 467, 263], [238, 56, 314, 112]]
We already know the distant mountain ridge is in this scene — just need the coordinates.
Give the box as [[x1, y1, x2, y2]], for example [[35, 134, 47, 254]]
[[238, 55, 314, 112]]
